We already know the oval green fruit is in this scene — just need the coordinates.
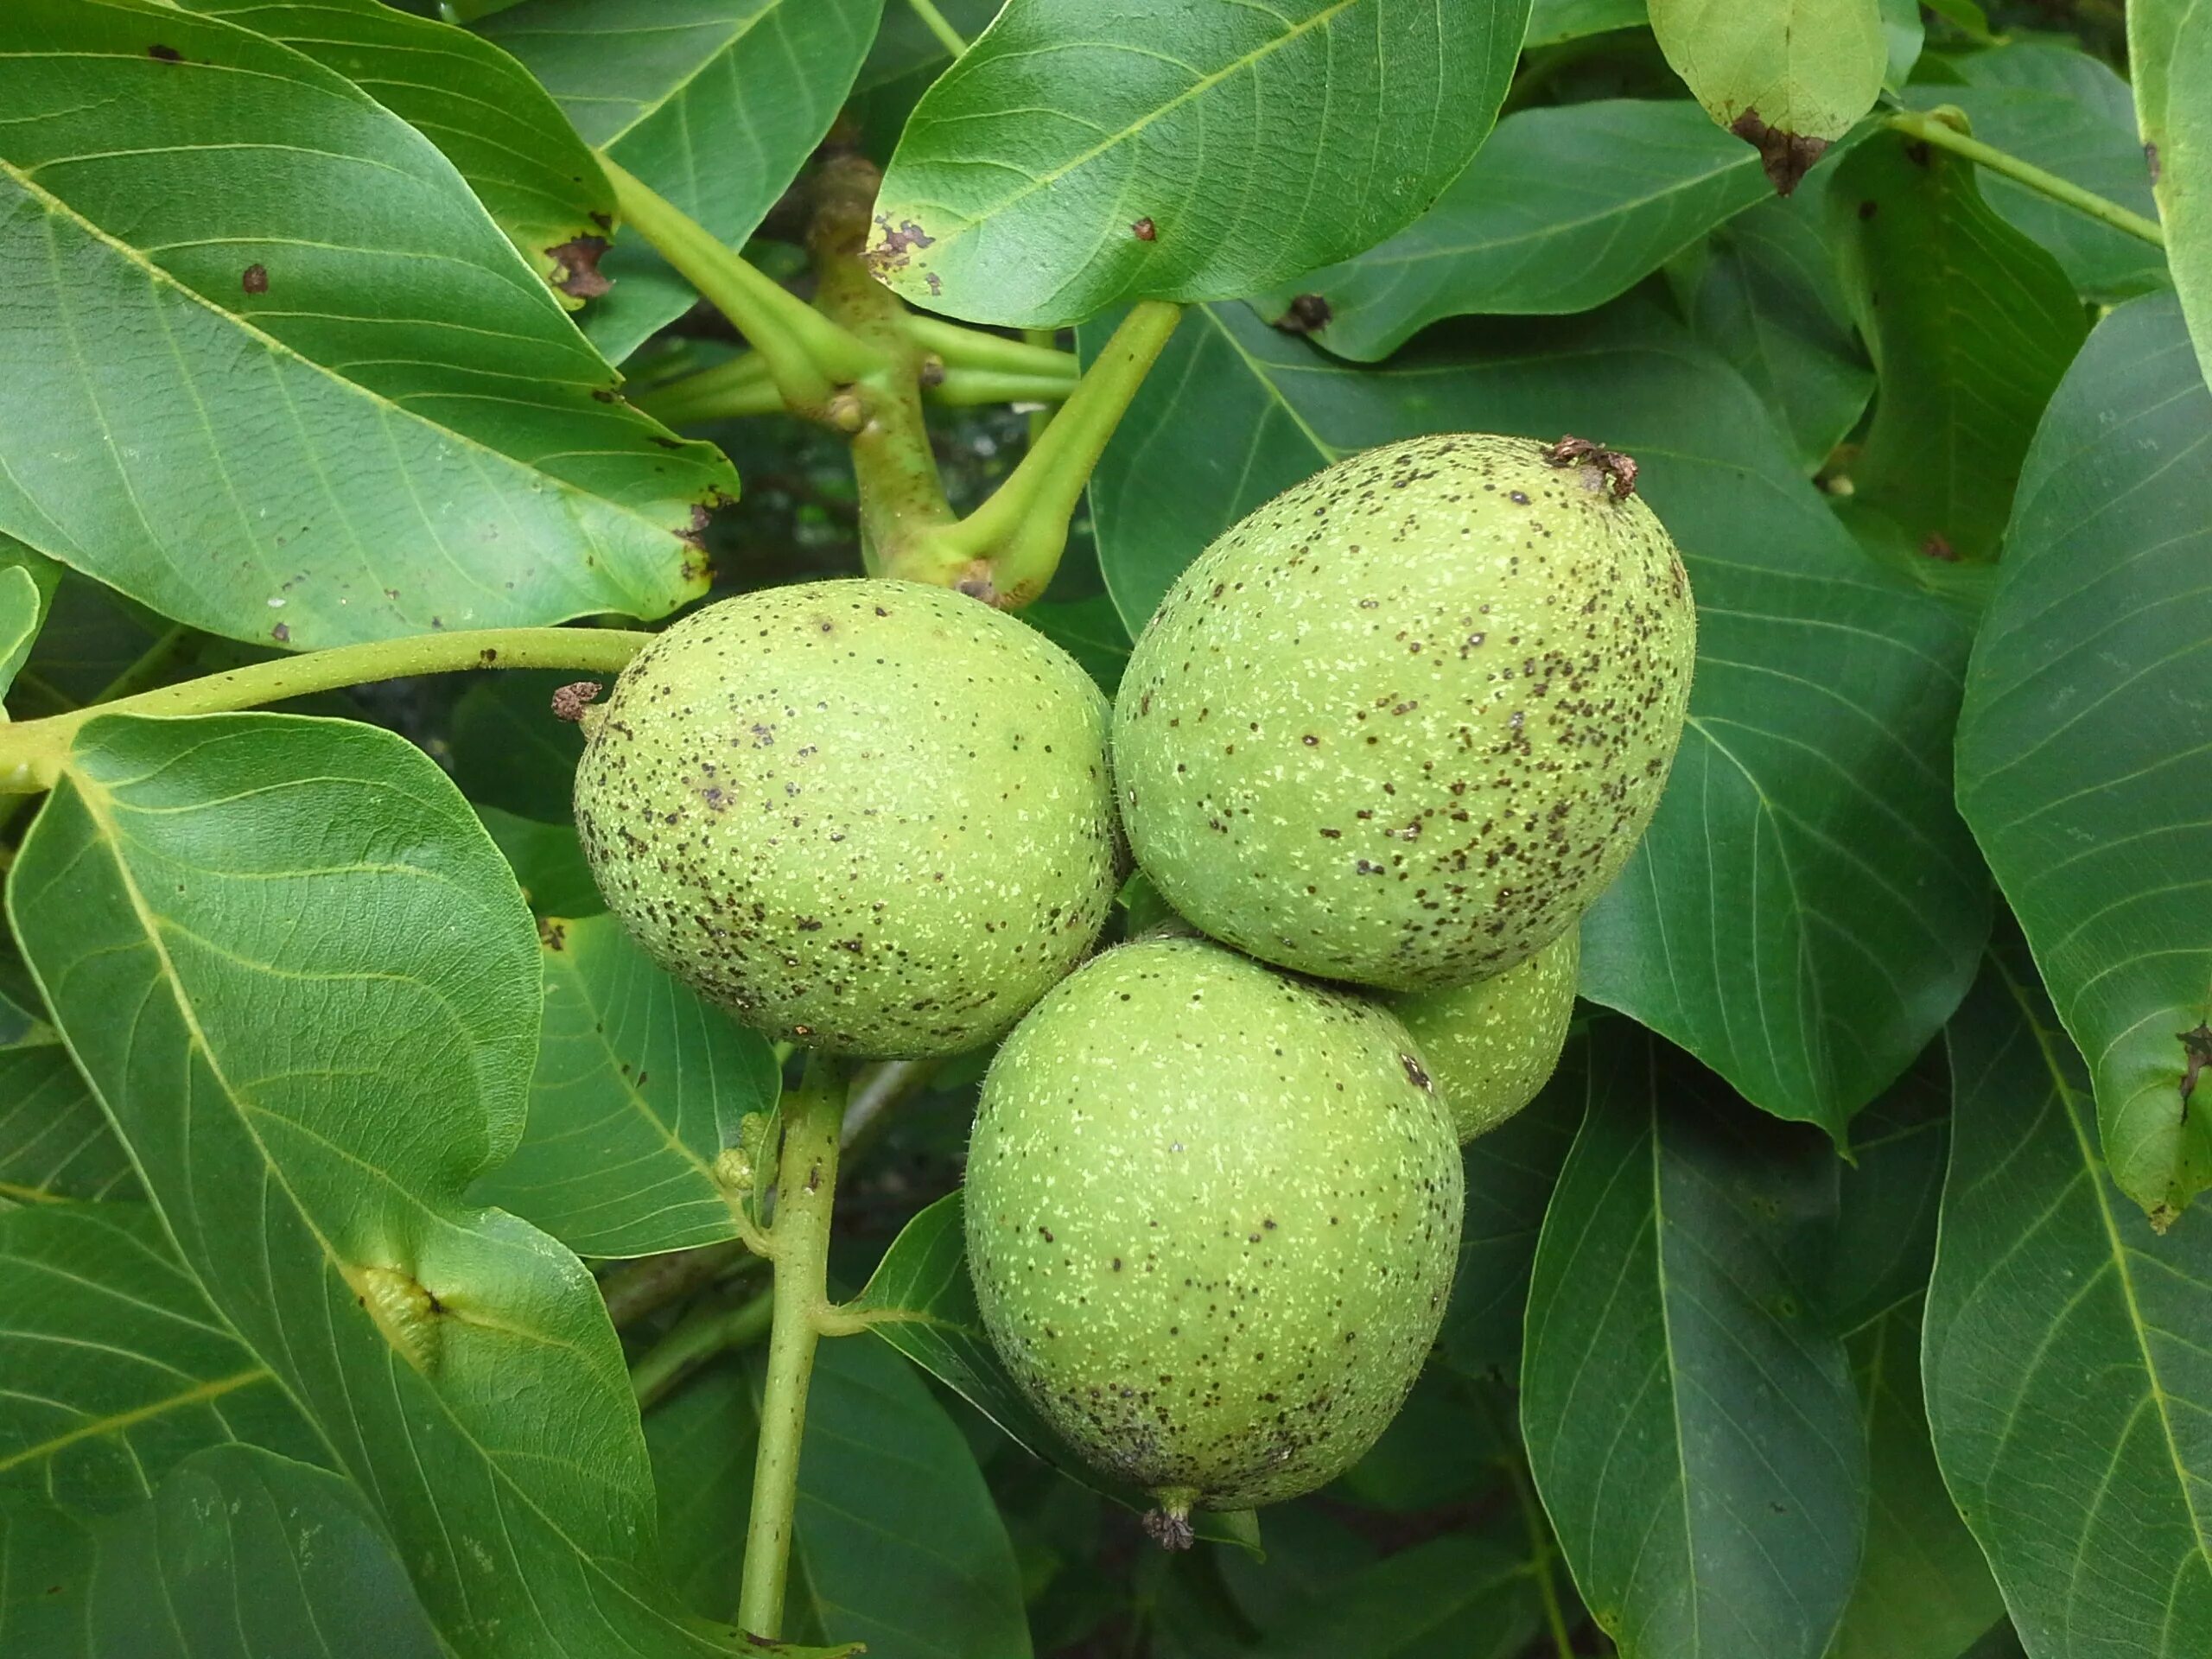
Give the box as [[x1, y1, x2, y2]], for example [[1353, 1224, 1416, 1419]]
[[965, 937, 1462, 1533], [1115, 433, 1694, 991], [573, 579, 1119, 1056], [1391, 928, 1579, 1141]]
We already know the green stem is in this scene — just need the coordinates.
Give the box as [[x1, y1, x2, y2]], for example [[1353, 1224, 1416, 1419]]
[[629, 1287, 774, 1411], [899, 315, 1077, 378], [1887, 107, 2165, 246], [907, 301, 1181, 605], [737, 1056, 849, 1642], [929, 367, 1077, 408], [603, 156, 887, 414], [905, 0, 969, 56], [1473, 1384, 1575, 1659], [1021, 327, 1059, 448], [0, 626, 650, 792], [632, 354, 783, 426], [808, 154, 959, 575]]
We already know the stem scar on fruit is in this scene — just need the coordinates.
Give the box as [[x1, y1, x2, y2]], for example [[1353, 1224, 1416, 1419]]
[[1541, 434, 1638, 499]]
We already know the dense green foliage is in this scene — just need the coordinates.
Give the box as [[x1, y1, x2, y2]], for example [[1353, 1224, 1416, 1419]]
[[0, 3, 2205, 1658]]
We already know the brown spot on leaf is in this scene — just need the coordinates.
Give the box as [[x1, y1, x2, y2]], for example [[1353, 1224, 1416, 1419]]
[[2146, 142, 2161, 185], [1731, 109, 1829, 195], [867, 215, 937, 276], [2179, 1025, 2212, 1117], [270, 621, 290, 645], [149, 42, 182, 62], [540, 918, 568, 950], [241, 264, 268, 296], [1921, 533, 1957, 562], [1858, 200, 1878, 221], [1273, 292, 1332, 335], [1131, 216, 1157, 241], [546, 234, 612, 299]]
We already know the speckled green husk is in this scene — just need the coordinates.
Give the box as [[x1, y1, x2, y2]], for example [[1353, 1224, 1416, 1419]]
[[964, 938, 1462, 1516], [1115, 434, 1694, 992], [573, 579, 1120, 1057], [1391, 928, 1580, 1141]]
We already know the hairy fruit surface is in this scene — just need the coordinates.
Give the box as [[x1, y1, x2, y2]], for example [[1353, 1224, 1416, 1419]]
[[1115, 433, 1694, 991], [574, 579, 1119, 1056], [964, 938, 1462, 1521]]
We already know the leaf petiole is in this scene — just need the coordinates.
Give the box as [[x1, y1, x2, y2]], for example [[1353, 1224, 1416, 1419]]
[[1885, 107, 2165, 248], [0, 626, 652, 792]]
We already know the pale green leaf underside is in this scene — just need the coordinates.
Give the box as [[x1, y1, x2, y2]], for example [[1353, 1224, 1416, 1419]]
[[1084, 299, 1986, 1140], [1955, 295, 2212, 1221], [8, 712, 741, 1657], [484, 0, 885, 363], [869, 0, 1532, 327], [1926, 946, 2212, 1656], [472, 911, 775, 1260], [1650, 0, 1887, 144], [1290, 99, 1770, 361], [0, 0, 728, 649], [175, 0, 618, 296]]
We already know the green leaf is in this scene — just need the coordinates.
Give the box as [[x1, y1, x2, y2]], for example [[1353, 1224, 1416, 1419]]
[[1436, 1040, 1583, 1380], [1879, 0, 1923, 91], [484, 0, 886, 364], [1955, 295, 2212, 1224], [1021, 594, 1131, 697], [1821, 1046, 1948, 1335], [477, 804, 605, 918], [0, 1204, 321, 1511], [1689, 189, 1874, 470], [3, 1445, 445, 1659], [1244, 1527, 1544, 1658], [851, 1191, 1256, 1552], [471, 911, 771, 1259], [172, 0, 618, 301], [645, 1340, 1033, 1657], [0, 571, 171, 727], [2133, 0, 2212, 392], [1087, 298, 1988, 1140], [452, 668, 590, 823], [1826, 1302, 2004, 1659], [1915, 45, 2166, 302], [1521, 1023, 1866, 1659], [0, 0, 728, 651], [8, 713, 741, 1656], [1828, 129, 2088, 564], [1925, 941, 2212, 1654], [857, 0, 1001, 89], [1526, 0, 1646, 48], [0, 1046, 137, 1205], [867, 0, 1534, 327], [0, 568, 41, 704], [1649, 0, 1886, 188], [1280, 99, 1769, 362]]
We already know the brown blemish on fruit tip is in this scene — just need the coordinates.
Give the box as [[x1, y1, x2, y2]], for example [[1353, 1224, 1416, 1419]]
[[1142, 1507, 1196, 1550], [242, 264, 268, 296], [1730, 109, 1829, 195], [551, 681, 602, 722], [546, 234, 612, 299], [1274, 293, 1332, 335], [1542, 435, 1638, 499]]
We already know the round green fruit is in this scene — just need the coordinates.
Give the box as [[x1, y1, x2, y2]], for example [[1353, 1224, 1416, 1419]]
[[573, 579, 1119, 1057], [1114, 433, 1694, 992], [1390, 928, 1579, 1141], [964, 937, 1462, 1534]]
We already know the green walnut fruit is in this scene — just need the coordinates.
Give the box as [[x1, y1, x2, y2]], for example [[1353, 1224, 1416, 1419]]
[[965, 937, 1462, 1539], [1115, 433, 1694, 992], [1391, 928, 1579, 1141], [573, 578, 1119, 1057]]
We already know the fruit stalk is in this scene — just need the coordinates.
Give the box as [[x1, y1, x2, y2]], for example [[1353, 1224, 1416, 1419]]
[[738, 1057, 851, 1641], [0, 626, 652, 792]]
